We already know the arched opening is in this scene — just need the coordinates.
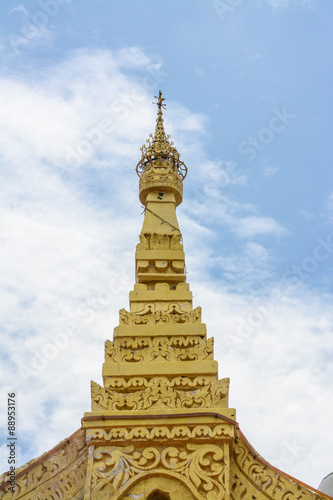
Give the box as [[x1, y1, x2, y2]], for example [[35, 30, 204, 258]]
[[119, 473, 196, 500], [147, 490, 171, 500]]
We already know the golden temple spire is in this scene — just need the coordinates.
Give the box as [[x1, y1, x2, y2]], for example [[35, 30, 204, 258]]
[[133, 92, 190, 290], [1, 93, 329, 500]]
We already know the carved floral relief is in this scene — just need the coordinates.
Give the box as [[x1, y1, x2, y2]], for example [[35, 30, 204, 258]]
[[91, 377, 229, 411], [90, 443, 227, 500]]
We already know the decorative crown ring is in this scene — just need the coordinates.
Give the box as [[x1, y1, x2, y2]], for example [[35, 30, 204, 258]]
[[136, 157, 187, 179]]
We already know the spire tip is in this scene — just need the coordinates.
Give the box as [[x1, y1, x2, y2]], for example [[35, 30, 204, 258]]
[[154, 90, 167, 110]]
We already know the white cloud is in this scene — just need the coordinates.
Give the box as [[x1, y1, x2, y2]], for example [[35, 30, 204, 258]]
[[194, 280, 333, 486], [299, 208, 314, 221], [0, 47, 331, 490], [9, 5, 29, 17], [113, 46, 154, 69], [210, 241, 273, 286], [185, 194, 286, 239], [263, 165, 279, 177], [265, 0, 315, 11], [235, 215, 286, 238], [194, 68, 205, 78], [267, 0, 289, 9], [323, 192, 333, 223]]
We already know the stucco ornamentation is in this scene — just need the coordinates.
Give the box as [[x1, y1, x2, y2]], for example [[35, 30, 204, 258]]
[[90, 443, 226, 500], [230, 430, 325, 500], [86, 423, 234, 444], [103, 375, 216, 390], [119, 304, 201, 325], [105, 336, 213, 363], [91, 377, 229, 411], [0, 430, 87, 500]]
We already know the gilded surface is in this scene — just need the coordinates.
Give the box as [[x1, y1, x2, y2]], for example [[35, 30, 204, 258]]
[[136, 232, 183, 251], [136, 92, 186, 206], [139, 164, 183, 202], [91, 377, 229, 411], [108, 334, 205, 349], [136, 91, 187, 183], [0, 429, 87, 500], [85, 423, 234, 444], [105, 335, 212, 363], [119, 304, 201, 325], [136, 258, 185, 276], [103, 375, 216, 390], [89, 443, 227, 500]]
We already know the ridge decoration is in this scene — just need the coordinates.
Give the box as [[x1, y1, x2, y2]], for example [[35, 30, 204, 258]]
[[230, 429, 326, 500], [0, 430, 87, 500]]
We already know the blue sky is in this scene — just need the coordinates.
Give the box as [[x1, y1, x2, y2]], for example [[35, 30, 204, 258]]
[[0, 0, 332, 490]]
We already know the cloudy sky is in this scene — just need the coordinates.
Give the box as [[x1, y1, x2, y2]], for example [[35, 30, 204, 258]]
[[1, 0, 332, 490]]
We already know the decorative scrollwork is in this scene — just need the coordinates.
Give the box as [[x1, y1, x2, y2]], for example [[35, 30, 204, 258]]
[[231, 430, 325, 500], [119, 304, 201, 325], [105, 336, 213, 364], [103, 375, 215, 391], [91, 377, 229, 411], [112, 335, 202, 350], [91, 443, 226, 500], [86, 423, 234, 444], [0, 430, 87, 500]]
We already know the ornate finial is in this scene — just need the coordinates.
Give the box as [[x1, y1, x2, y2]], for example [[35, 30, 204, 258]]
[[136, 92, 187, 181]]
